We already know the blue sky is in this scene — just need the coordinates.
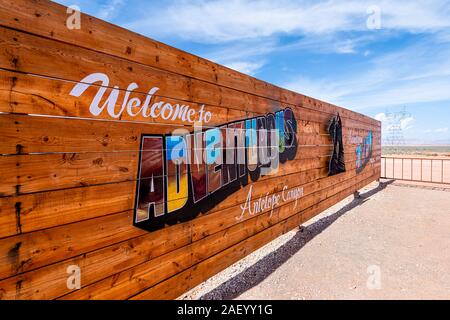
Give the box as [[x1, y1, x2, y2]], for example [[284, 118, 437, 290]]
[[56, 0, 450, 144]]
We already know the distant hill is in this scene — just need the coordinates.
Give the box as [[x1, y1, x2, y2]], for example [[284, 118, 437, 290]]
[[382, 145, 450, 156]]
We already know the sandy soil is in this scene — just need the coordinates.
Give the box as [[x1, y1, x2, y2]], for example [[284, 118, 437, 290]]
[[382, 146, 450, 158], [180, 181, 450, 300]]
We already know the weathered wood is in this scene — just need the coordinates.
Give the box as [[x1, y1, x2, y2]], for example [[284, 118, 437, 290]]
[[0, 211, 146, 280], [65, 168, 378, 300], [192, 163, 378, 241], [0, 181, 135, 238], [0, 0, 381, 300], [0, 153, 379, 240], [0, 29, 380, 130], [0, 139, 378, 197], [0, 221, 192, 300], [129, 174, 378, 300], [4, 0, 380, 127], [0, 69, 244, 127], [0, 0, 379, 127], [0, 112, 379, 155], [0, 166, 377, 299], [0, 152, 138, 196]]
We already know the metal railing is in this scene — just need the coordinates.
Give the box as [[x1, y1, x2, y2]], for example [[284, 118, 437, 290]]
[[381, 156, 450, 185]]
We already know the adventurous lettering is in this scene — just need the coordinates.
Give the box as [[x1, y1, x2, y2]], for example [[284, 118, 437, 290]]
[[134, 108, 298, 231]]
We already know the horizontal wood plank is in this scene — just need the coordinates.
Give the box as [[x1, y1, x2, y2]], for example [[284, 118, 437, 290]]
[[0, 0, 381, 300], [0, 165, 378, 299], [0, 0, 380, 127], [0, 153, 380, 240], [129, 174, 378, 300]]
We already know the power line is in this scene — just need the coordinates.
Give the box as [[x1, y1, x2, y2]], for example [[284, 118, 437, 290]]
[[384, 106, 411, 146]]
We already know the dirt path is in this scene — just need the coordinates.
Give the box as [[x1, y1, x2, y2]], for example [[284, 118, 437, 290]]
[[180, 181, 450, 300]]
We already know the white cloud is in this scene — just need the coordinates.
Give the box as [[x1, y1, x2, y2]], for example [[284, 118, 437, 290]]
[[224, 61, 265, 75], [373, 113, 415, 131], [400, 116, 415, 130], [97, 0, 124, 20], [200, 38, 277, 69], [424, 127, 449, 134], [283, 36, 450, 110], [126, 0, 450, 43], [202, 33, 366, 75], [85, 0, 450, 116], [335, 39, 357, 54], [121, 0, 450, 83], [284, 77, 333, 103], [206, 40, 276, 63], [374, 112, 388, 122]]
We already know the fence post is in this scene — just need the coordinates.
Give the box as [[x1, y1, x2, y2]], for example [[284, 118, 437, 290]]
[[410, 159, 413, 181], [431, 159, 433, 183], [393, 158, 395, 179], [421, 159, 423, 181], [402, 158, 404, 180]]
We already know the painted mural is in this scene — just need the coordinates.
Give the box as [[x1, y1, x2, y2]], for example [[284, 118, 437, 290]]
[[328, 113, 346, 176], [134, 108, 298, 231], [356, 130, 373, 173], [69, 72, 213, 124]]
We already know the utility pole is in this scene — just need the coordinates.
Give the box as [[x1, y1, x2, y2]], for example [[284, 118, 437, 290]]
[[384, 107, 411, 148]]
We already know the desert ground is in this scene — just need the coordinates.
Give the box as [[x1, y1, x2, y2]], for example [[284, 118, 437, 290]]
[[180, 181, 450, 300], [179, 146, 450, 300], [382, 146, 450, 185], [382, 145, 450, 157]]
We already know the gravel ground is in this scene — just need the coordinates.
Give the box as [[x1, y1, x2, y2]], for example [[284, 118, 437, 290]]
[[178, 180, 450, 300]]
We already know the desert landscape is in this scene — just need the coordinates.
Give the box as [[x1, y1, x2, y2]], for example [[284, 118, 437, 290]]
[[381, 146, 450, 184], [382, 146, 450, 157]]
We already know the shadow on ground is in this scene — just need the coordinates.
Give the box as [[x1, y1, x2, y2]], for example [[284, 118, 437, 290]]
[[200, 180, 393, 300]]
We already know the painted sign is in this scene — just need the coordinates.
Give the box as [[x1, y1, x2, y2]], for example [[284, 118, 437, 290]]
[[70, 72, 212, 124], [68, 72, 301, 231], [134, 108, 298, 231], [356, 130, 373, 173], [328, 114, 346, 176], [0, 0, 382, 301], [238, 184, 304, 221]]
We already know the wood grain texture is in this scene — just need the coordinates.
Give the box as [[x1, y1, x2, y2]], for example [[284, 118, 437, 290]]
[[0, 0, 381, 300], [0, 0, 378, 126], [0, 153, 379, 240], [0, 28, 379, 129], [0, 113, 379, 156], [130, 173, 379, 300], [0, 158, 379, 278], [0, 165, 378, 300]]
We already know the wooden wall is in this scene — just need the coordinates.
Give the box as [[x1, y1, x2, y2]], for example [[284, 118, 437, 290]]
[[0, 0, 381, 300]]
